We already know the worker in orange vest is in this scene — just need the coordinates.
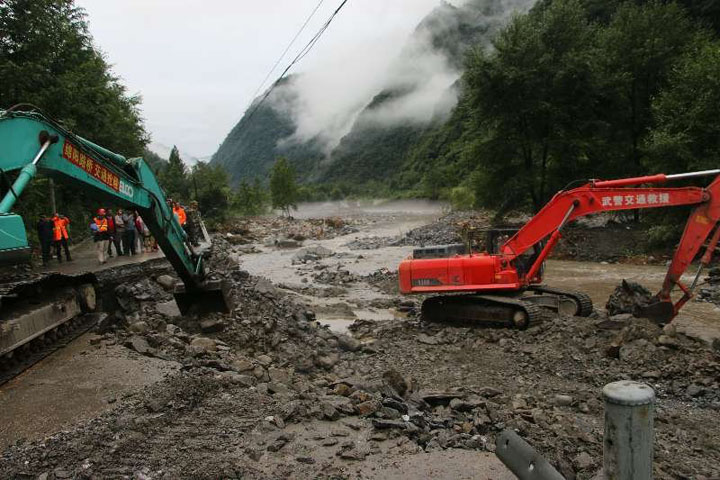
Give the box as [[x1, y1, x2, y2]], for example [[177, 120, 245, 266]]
[[92, 209, 110, 264], [172, 202, 187, 226], [52, 213, 72, 262]]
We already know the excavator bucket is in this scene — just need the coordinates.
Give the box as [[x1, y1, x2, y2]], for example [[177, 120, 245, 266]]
[[0, 214, 31, 265], [635, 297, 675, 324], [173, 279, 233, 316]]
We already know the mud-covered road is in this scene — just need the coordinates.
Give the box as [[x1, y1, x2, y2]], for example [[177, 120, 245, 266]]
[[1, 200, 718, 479]]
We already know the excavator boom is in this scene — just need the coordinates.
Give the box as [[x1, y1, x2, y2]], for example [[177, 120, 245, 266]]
[[0, 108, 231, 315]]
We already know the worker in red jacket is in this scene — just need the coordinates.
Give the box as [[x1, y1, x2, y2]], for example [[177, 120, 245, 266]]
[[52, 213, 72, 262]]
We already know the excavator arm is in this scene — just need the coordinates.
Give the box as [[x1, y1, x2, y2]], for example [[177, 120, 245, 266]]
[[502, 170, 720, 321], [0, 108, 231, 314]]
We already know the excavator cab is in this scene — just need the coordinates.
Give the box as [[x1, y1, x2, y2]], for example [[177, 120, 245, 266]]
[[461, 227, 544, 280]]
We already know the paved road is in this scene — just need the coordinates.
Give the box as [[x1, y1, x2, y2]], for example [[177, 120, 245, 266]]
[[37, 237, 163, 275]]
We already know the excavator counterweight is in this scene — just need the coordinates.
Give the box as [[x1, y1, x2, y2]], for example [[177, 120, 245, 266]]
[[400, 170, 720, 327]]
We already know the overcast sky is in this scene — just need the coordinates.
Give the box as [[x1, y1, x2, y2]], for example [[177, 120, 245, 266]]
[[76, 0, 456, 159]]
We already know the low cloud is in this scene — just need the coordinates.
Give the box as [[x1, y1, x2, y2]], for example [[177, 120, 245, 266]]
[[271, 0, 536, 152]]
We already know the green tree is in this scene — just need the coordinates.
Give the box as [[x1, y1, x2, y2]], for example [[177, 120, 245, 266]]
[[269, 157, 298, 216], [189, 161, 231, 221], [233, 178, 267, 216], [0, 0, 147, 155], [597, 1, 699, 179], [159, 146, 190, 201], [464, 0, 602, 212], [0, 0, 147, 252], [449, 185, 475, 211], [648, 40, 720, 172]]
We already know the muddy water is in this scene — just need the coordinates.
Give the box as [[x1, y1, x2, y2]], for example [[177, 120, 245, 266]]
[[546, 260, 720, 343], [245, 200, 720, 342], [243, 200, 446, 331], [286, 199, 446, 220]]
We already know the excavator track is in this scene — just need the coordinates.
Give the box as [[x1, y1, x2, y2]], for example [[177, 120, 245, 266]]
[[0, 272, 98, 385], [0, 313, 98, 386], [421, 294, 550, 330], [528, 286, 594, 317]]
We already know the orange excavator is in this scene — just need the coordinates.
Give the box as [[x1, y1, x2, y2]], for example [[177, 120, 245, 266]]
[[399, 170, 720, 328]]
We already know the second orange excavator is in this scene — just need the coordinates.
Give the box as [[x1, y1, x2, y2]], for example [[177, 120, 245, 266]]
[[399, 170, 720, 328]]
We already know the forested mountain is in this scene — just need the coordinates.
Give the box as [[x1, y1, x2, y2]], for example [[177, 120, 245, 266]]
[[210, 75, 325, 184], [212, 0, 531, 185], [213, 0, 720, 226]]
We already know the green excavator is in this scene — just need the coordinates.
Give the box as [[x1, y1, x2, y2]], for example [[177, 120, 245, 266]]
[[0, 106, 232, 376]]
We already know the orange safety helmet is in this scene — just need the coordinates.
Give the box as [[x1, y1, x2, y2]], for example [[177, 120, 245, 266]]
[[97, 208, 106, 215]]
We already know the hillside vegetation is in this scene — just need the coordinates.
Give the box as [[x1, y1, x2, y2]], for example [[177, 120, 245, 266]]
[[211, 0, 720, 222]]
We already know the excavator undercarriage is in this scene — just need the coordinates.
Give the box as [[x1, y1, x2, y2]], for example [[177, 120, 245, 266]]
[[420, 286, 593, 329], [0, 272, 98, 383]]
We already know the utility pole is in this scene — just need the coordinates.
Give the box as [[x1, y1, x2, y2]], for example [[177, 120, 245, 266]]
[[49, 178, 57, 214]]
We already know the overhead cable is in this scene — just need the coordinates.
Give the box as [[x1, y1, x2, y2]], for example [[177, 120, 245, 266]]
[[247, 0, 326, 103], [239, 0, 350, 129]]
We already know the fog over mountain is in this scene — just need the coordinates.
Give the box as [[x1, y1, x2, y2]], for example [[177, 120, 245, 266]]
[[212, 0, 536, 185]]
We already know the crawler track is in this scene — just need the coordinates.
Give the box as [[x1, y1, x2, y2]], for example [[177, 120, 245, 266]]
[[0, 313, 98, 386], [420, 285, 594, 329], [421, 294, 551, 329], [529, 286, 594, 317]]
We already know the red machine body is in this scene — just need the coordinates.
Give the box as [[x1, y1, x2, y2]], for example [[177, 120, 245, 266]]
[[399, 170, 720, 322], [399, 254, 522, 293]]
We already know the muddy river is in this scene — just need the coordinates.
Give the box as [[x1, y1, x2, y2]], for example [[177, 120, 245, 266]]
[[252, 200, 720, 342]]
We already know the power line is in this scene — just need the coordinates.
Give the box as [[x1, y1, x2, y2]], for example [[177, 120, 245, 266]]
[[239, 0, 350, 130], [248, 0, 326, 104]]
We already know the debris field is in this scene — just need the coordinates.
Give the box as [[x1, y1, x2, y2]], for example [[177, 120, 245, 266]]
[[1, 211, 719, 480]]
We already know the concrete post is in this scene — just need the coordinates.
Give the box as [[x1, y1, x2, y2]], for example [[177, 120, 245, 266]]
[[603, 381, 655, 480]]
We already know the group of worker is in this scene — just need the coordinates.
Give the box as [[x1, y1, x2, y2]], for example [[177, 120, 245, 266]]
[[36, 201, 190, 266], [36, 213, 72, 266], [90, 201, 188, 265], [91, 208, 157, 264]]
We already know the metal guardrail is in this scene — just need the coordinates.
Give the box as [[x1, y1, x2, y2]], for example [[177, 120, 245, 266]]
[[496, 381, 655, 480], [496, 430, 565, 480]]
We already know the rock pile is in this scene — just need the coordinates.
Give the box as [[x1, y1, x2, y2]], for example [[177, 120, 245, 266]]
[[291, 245, 334, 265], [363, 268, 398, 295], [698, 267, 720, 307], [2, 237, 719, 479], [605, 279, 652, 315], [344, 235, 401, 250], [312, 267, 359, 286], [221, 216, 359, 246], [343, 302, 720, 479], [394, 211, 494, 247]]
